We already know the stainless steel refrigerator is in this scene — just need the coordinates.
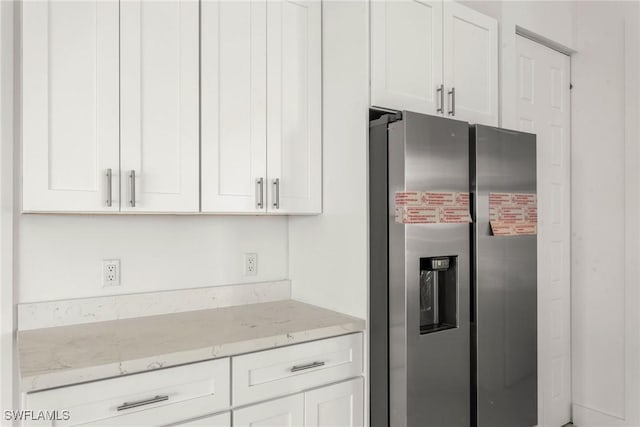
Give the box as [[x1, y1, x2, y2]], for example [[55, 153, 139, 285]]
[[369, 109, 537, 427]]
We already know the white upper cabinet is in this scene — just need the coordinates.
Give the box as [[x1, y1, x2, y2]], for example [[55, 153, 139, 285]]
[[22, 0, 321, 214], [371, 0, 498, 126], [266, 0, 322, 214], [371, 0, 443, 115], [120, 0, 199, 213], [201, 0, 267, 214], [22, 0, 120, 212], [443, 1, 498, 126]]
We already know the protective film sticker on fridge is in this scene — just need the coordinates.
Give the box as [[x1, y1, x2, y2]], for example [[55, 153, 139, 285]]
[[489, 193, 537, 236], [395, 192, 471, 224]]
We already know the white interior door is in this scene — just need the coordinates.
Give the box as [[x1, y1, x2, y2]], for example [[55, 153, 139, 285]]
[[233, 394, 304, 427], [515, 35, 571, 427], [22, 0, 120, 212], [201, 0, 267, 213], [266, 0, 322, 214], [370, 0, 444, 115], [304, 378, 364, 427], [443, 1, 498, 126], [120, 0, 199, 213]]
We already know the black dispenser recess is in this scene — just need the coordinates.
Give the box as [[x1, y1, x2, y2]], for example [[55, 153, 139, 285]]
[[419, 256, 458, 334]]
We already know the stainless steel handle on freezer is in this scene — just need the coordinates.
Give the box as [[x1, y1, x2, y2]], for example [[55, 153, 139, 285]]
[[105, 168, 113, 207], [448, 87, 456, 116], [129, 170, 136, 207], [117, 395, 168, 411], [290, 361, 325, 373], [436, 84, 444, 114], [272, 178, 280, 209], [256, 177, 264, 209]]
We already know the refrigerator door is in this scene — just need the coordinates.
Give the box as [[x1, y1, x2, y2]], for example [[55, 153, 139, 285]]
[[386, 112, 470, 427], [471, 125, 537, 427]]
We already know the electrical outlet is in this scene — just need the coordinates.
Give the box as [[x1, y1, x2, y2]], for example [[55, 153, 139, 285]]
[[244, 253, 258, 276], [102, 259, 120, 286]]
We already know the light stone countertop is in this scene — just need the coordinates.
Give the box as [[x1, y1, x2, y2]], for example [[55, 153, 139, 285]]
[[18, 300, 366, 393]]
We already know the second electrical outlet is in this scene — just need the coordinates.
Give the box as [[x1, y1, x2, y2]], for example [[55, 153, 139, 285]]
[[244, 253, 258, 276], [102, 259, 120, 286]]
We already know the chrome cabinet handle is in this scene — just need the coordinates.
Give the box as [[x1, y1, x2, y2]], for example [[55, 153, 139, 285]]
[[448, 87, 456, 116], [256, 177, 264, 209], [117, 395, 168, 411], [105, 168, 113, 207], [290, 361, 325, 373], [129, 170, 136, 207], [272, 178, 280, 209], [436, 84, 444, 114]]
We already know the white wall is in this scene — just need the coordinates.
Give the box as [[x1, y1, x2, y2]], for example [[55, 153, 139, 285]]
[[288, 1, 369, 320], [0, 0, 15, 422], [18, 214, 289, 302], [571, 2, 640, 426]]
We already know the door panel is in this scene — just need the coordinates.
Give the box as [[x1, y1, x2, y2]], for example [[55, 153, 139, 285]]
[[120, 0, 199, 212], [201, 0, 267, 213], [233, 394, 304, 427], [22, 0, 120, 212], [304, 378, 364, 427], [515, 35, 571, 427], [371, 0, 443, 115], [444, 2, 498, 126], [266, 0, 322, 214]]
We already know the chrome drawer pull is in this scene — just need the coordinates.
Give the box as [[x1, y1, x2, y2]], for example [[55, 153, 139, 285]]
[[272, 178, 280, 209], [117, 395, 168, 411], [256, 177, 264, 209], [105, 168, 113, 207], [290, 361, 325, 373], [129, 170, 136, 207]]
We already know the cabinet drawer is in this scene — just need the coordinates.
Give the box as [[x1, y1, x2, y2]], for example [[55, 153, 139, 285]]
[[232, 333, 363, 405], [23, 358, 230, 427]]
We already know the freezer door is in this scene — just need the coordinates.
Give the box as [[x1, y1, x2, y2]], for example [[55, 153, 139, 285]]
[[471, 125, 537, 427], [387, 112, 470, 427]]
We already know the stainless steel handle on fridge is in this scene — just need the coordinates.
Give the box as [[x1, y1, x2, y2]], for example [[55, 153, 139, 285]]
[[117, 395, 168, 411], [105, 168, 113, 207], [290, 361, 325, 372], [256, 177, 264, 209], [129, 170, 136, 207], [448, 87, 456, 116], [436, 84, 444, 114], [272, 178, 280, 209]]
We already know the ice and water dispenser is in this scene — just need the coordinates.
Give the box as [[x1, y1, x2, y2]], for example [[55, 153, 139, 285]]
[[420, 256, 458, 334]]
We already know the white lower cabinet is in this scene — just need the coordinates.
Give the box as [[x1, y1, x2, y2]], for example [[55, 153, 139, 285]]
[[304, 378, 364, 427], [22, 358, 230, 427], [172, 411, 231, 427], [21, 334, 364, 427], [234, 394, 304, 427], [234, 378, 363, 427]]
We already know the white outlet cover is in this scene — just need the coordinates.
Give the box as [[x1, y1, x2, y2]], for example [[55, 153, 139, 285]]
[[102, 259, 120, 287], [244, 253, 258, 276]]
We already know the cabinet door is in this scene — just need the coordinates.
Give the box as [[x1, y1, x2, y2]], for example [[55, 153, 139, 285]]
[[233, 394, 304, 427], [304, 378, 364, 427], [120, 0, 199, 213], [22, 0, 120, 212], [171, 411, 230, 427], [201, 1, 267, 213], [443, 2, 498, 126], [266, 0, 322, 214], [371, 0, 444, 115]]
